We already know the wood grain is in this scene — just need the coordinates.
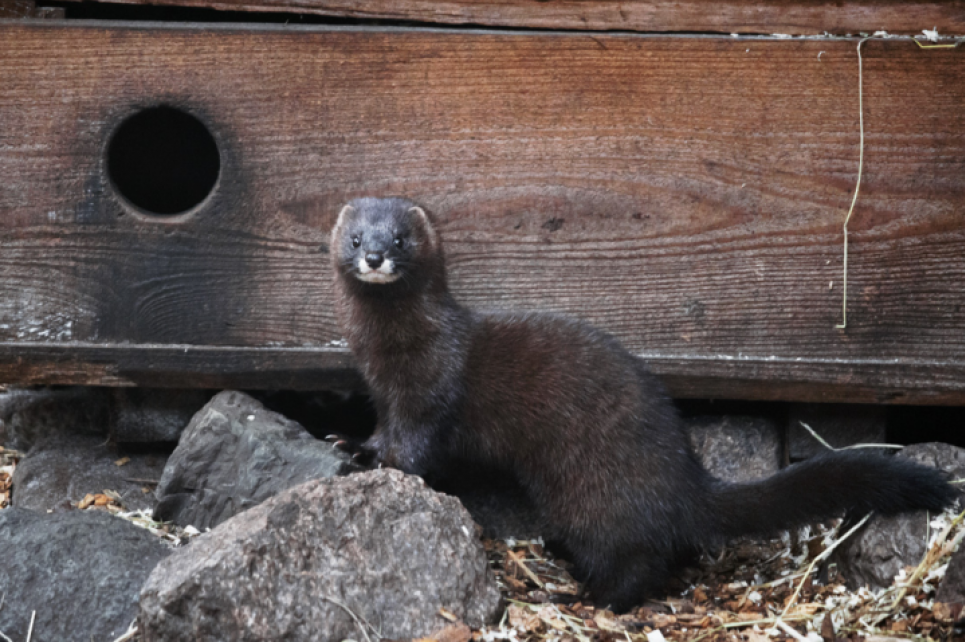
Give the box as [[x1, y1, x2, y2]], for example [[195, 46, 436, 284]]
[[0, 0, 64, 17], [2, 343, 964, 404], [0, 0, 35, 17], [1, 22, 964, 401], [50, 0, 965, 36]]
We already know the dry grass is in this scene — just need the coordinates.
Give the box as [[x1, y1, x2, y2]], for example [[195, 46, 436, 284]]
[[474, 507, 965, 642]]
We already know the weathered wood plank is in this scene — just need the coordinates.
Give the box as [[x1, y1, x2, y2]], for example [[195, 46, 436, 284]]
[[0, 0, 35, 17], [50, 0, 965, 36], [1, 23, 964, 401], [0, 0, 65, 18], [2, 343, 964, 405]]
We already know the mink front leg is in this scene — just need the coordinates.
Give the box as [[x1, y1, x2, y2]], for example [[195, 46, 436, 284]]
[[364, 420, 444, 477]]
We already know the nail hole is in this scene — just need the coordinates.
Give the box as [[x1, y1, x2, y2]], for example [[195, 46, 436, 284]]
[[107, 106, 220, 216]]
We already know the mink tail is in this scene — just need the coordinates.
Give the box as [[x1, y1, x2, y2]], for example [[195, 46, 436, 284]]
[[711, 450, 957, 540]]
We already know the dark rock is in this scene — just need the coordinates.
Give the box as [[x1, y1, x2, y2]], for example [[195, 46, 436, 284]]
[[686, 415, 782, 482], [111, 388, 213, 443], [154, 390, 358, 530], [0, 386, 111, 452], [836, 442, 965, 590], [900, 442, 965, 487], [0, 507, 170, 642], [140, 469, 502, 642], [11, 434, 167, 512], [937, 543, 965, 604], [787, 403, 886, 460]]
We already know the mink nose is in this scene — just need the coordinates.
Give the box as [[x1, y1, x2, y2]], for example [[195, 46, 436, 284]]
[[365, 252, 384, 269]]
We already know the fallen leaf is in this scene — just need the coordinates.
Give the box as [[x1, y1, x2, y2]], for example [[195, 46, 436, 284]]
[[503, 575, 527, 591], [537, 606, 568, 631], [594, 609, 623, 631], [652, 613, 676, 628], [646, 630, 667, 642], [114, 457, 131, 467], [507, 605, 541, 632], [821, 612, 835, 642], [438, 607, 458, 623], [424, 622, 471, 642], [933, 601, 963, 622]]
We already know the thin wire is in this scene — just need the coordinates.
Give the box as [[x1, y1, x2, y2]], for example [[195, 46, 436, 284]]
[[836, 37, 870, 329]]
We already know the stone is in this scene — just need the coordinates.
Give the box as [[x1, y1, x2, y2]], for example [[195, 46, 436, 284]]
[[153, 390, 358, 530], [0, 386, 111, 452], [111, 388, 213, 443], [11, 434, 167, 512], [140, 469, 502, 642], [835, 443, 965, 590], [937, 544, 965, 605], [787, 403, 887, 461], [0, 507, 170, 642], [686, 415, 782, 482]]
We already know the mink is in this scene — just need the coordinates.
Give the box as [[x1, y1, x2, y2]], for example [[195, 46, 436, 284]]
[[330, 196, 957, 611]]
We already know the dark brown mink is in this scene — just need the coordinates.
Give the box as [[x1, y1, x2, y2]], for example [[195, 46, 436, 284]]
[[330, 196, 957, 611]]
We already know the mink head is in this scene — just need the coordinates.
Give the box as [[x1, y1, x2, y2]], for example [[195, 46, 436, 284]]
[[331, 197, 444, 292]]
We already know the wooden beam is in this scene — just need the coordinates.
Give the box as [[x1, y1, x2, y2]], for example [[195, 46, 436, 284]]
[[0, 0, 36, 17], [48, 0, 965, 36], [2, 343, 964, 404], [1, 23, 964, 402], [0, 0, 65, 18]]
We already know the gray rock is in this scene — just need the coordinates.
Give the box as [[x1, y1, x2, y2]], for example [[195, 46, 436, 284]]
[[900, 442, 965, 486], [787, 403, 886, 461], [111, 388, 213, 443], [836, 442, 965, 590], [11, 434, 166, 512], [0, 507, 170, 642], [937, 544, 965, 605], [687, 415, 782, 482], [937, 542, 965, 604], [0, 386, 111, 452], [153, 390, 358, 530], [140, 469, 502, 642]]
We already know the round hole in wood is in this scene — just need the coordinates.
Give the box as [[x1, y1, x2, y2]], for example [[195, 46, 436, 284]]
[[107, 106, 220, 216]]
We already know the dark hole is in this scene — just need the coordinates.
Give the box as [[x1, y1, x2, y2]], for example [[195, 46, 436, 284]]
[[107, 106, 220, 216]]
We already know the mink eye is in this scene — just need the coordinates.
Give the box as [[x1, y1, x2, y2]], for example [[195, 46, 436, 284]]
[[351, 235, 361, 248], [393, 237, 404, 249]]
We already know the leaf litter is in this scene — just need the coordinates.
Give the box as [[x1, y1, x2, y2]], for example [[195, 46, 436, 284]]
[[0, 446, 19, 510], [471, 506, 965, 642]]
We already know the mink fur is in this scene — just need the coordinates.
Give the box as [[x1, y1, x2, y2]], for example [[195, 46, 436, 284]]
[[331, 196, 957, 611]]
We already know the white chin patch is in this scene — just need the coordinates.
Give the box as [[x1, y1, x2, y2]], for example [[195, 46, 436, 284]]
[[356, 258, 401, 284]]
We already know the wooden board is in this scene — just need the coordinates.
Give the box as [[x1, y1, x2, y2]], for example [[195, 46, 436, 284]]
[[1, 22, 964, 402], [50, 0, 965, 36], [0, 0, 33, 17], [0, 0, 64, 18]]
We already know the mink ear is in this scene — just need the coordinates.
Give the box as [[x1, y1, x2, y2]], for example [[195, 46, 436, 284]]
[[332, 204, 355, 239], [408, 206, 438, 247]]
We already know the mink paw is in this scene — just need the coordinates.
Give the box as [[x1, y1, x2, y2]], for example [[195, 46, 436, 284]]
[[325, 434, 379, 468]]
